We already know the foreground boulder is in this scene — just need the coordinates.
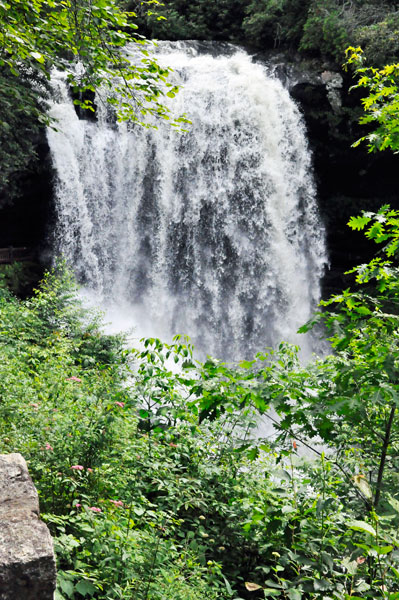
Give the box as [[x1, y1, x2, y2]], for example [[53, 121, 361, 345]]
[[0, 453, 56, 600]]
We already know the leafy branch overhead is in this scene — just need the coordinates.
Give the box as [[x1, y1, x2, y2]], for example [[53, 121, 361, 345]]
[[0, 0, 189, 126], [0, 0, 189, 200]]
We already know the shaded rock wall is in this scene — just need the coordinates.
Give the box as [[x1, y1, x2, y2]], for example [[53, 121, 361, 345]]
[[0, 135, 53, 252], [0, 453, 56, 600], [279, 53, 399, 295]]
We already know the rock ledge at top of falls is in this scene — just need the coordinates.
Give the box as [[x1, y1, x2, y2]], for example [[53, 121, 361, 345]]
[[252, 49, 343, 113], [0, 453, 56, 600]]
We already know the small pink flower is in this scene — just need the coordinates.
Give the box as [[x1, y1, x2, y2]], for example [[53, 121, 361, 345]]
[[87, 468, 93, 473], [30, 403, 39, 410], [66, 376, 82, 383], [169, 442, 177, 448], [75, 503, 81, 508], [88, 506, 102, 512], [114, 401, 125, 408], [110, 500, 124, 507], [45, 443, 53, 451], [70, 465, 84, 471], [357, 556, 366, 564]]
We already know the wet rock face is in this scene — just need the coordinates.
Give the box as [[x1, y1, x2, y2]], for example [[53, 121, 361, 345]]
[[0, 453, 56, 600]]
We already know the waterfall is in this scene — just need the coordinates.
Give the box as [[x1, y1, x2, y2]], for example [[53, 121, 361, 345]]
[[47, 42, 327, 360]]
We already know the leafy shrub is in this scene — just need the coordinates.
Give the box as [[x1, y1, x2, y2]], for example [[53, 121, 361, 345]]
[[354, 12, 399, 66]]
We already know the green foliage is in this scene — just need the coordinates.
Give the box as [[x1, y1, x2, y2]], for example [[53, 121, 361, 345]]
[[0, 66, 49, 201], [142, 0, 399, 67], [354, 11, 399, 67], [0, 267, 267, 598], [0, 261, 42, 296], [5, 212, 399, 597], [0, 0, 189, 202], [137, 0, 250, 42], [299, 0, 351, 61], [297, 0, 399, 63], [346, 46, 399, 153], [0, 0, 186, 126], [242, 0, 308, 49]]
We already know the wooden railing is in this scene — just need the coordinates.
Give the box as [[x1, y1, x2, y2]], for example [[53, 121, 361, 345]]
[[0, 247, 34, 264]]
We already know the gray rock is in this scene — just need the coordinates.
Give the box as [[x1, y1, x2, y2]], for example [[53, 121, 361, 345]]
[[321, 70, 344, 112], [0, 453, 56, 600]]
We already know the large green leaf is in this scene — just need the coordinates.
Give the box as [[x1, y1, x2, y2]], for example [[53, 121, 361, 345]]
[[347, 520, 377, 537]]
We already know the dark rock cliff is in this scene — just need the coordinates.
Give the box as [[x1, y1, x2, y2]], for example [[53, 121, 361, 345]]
[[264, 51, 399, 296]]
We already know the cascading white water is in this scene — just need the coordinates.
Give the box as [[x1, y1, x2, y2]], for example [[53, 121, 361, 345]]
[[47, 42, 327, 360]]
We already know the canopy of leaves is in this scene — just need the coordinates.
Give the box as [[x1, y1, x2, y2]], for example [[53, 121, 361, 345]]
[[132, 0, 249, 43], [0, 0, 183, 124]]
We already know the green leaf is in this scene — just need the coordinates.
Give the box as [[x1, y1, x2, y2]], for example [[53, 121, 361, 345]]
[[348, 215, 371, 231], [221, 574, 233, 595], [352, 475, 373, 500], [30, 51, 45, 63], [287, 590, 302, 600], [373, 545, 393, 555], [59, 578, 74, 598], [75, 580, 97, 597], [247, 447, 259, 460], [313, 579, 330, 591], [347, 520, 377, 537]]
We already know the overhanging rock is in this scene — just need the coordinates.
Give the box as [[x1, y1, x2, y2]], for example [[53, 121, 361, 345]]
[[0, 453, 56, 600]]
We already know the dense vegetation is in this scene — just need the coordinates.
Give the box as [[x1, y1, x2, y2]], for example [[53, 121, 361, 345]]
[[2, 211, 399, 598], [138, 0, 399, 65]]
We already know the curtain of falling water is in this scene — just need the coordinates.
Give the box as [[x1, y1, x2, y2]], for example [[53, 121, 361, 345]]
[[47, 42, 327, 360]]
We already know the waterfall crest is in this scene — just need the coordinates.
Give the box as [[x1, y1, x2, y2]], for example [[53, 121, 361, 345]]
[[47, 42, 327, 360]]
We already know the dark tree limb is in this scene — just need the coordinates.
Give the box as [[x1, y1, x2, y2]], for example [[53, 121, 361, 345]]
[[374, 404, 396, 509]]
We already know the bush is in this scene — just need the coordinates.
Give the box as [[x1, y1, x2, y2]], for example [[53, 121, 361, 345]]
[[354, 12, 399, 66]]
